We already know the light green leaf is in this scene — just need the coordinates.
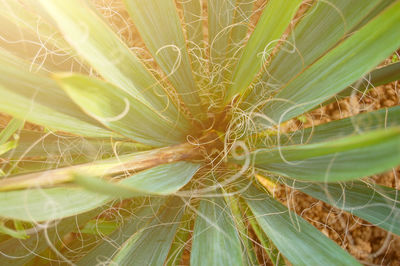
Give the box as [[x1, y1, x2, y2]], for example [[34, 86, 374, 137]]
[[207, 0, 235, 83], [225, 0, 302, 102], [0, 162, 198, 222], [38, 0, 190, 129], [56, 73, 188, 146], [0, 49, 114, 138], [74, 219, 119, 235], [0, 187, 111, 222], [165, 208, 193, 266], [224, 193, 259, 266], [259, 1, 400, 125], [191, 196, 243, 266], [74, 161, 200, 197], [243, 184, 360, 265], [0, 143, 197, 191], [111, 197, 185, 265], [250, 128, 400, 182], [0, 141, 17, 156], [77, 198, 165, 266], [0, 0, 82, 72], [352, 0, 396, 31], [124, 0, 204, 118], [180, 0, 204, 74], [253, 0, 382, 95], [335, 62, 400, 100], [295, 181, 400, 236], [0, 207, 103, 265], [264, 106, 400, 147], [0, 221, 28, 240], [0, 118, 24, 146], [1, 128, 147, 160]]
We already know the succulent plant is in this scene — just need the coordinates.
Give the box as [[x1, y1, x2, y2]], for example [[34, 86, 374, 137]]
[[0, 0, 399, 265]]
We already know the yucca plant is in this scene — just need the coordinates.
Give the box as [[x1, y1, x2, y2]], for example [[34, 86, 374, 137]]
[[0, 0, 399, 264]]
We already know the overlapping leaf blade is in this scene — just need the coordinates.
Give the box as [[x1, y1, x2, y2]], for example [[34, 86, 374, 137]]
[[259, 1, 400, 125], [0, 119, 24, 146], [56, 74, 187, 146], [181, 0, 204, 74], [1, 128, 146, 160], [0, 49, 113, 138], [191, 196, 244, 266], [124, 0, 203, 118], [295, 181, 400, 235], [264, 106, 400, 147], [0, 207, 104, 265], [249, 128, 400, 182], [225, 0, 302, 102], [243, 184, 360, 265], [111, 197, 185, 265], [255, 0, 382, 92], [77, 198, 165, 265], [38, 0, 189, 129], [0, 162, 199, 222]]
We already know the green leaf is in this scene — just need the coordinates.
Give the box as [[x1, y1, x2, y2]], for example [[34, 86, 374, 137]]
[[111, 197, 185, 265], [0, 141, 17, 156], [191, 196, 244, 266], [124, 0, 204, 118], [252, 0, 382, 96], [0, 118, 24, 146], [0, 187, 111, 222], [294, 181, 400, 236], [224, 193, 259, 266], [224, 0, 255, 80], [77, 198, 165, 265], [0, 143, 198, 191], [0, 207, 103, 265], [0, 0, 82, 72], [75, 219, 119, 235], [265, 106, 400, 147], [207, 0, 235, 83], [38, 0, 190, 129], [180, 0, 204, 74], [56, 73, 188, 146], [260, 1, 400, 125], [165, 208, 193, 266], [335, 62, 400, 100], [74, 161, 200, 197], [1, 128, 147, 160], [0, 221, 28, 240], [243, 184, 360, 265], [244, 204, 284, 265], [250, 128, 400, 182], [0, 49, 114, 138], [0, 162, 198, 222], [352, 0, 397, 31], [225, 0, 302, 102]]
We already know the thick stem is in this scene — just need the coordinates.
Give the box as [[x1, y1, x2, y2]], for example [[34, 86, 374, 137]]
[[0, 142, 203, 191]]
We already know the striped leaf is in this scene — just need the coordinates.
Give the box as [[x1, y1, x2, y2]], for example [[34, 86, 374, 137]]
[[225, 0, 302, 102], [56, 73, 188, 146], [111, 197, 185, 265], [260, 1, 400, 125], [243, 184, 360, 265], [249, 128, 400, 182], [296, 181, 400, 235], [0, 162, 199, 222], [38, 0, 190, 128], [124, 0, 204, 118], [191, 196, 244, 266]]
